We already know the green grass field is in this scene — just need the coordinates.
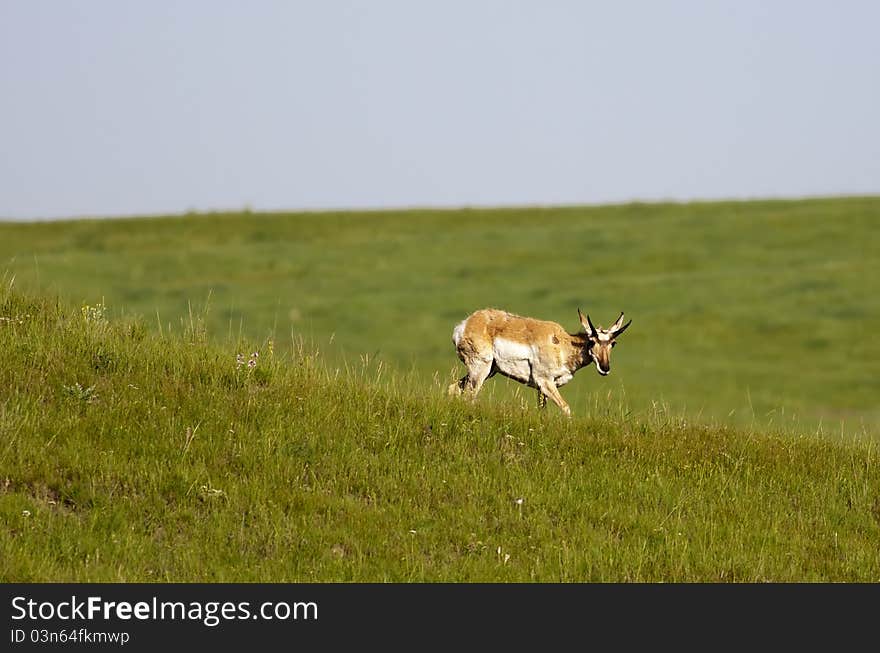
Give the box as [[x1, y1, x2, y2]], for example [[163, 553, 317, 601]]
[[1, 283, 879, 581], [1, 197, 880, 581], [1, 196, 878, 437]]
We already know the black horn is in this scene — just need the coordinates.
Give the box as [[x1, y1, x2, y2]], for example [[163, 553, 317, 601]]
[[613, 319, 632, 338], [586, 314, 599, 339]]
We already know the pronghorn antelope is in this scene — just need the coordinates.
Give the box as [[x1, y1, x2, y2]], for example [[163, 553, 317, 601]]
[[448, 308, 631, 417]]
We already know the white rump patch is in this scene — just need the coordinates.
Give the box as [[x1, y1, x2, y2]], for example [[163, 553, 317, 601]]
[[492, 337, 533, 383], [452, 319, 467, 347]]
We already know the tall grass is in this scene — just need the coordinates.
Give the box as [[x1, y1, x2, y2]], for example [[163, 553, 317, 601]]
[[2, 283, 878, 581]]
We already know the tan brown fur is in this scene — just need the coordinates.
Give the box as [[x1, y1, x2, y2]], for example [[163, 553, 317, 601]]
[[456, 309, 572, 356]]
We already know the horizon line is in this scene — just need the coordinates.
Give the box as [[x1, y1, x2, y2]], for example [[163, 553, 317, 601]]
[[2, 191, 878, 224]]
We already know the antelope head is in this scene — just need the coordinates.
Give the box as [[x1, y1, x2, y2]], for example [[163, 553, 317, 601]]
[[577, 309, 631, 376]]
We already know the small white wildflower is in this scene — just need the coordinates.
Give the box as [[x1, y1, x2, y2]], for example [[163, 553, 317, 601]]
[[408, 529, 417, 535], [81, 301, 107, 325], [199, 485, 225, 498], [22, 510, 31, 517], [504, 553, 511, 564], [514, 498, 524, 506], [0, 314, 31, 325]]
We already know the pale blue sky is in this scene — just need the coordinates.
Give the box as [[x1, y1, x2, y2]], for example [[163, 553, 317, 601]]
[[1, 1, 878, 219]]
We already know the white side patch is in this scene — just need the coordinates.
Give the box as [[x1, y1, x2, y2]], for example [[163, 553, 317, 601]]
[[493, 337, 532, 360], [492, 337, 533, 382], [452, 319, 468, 347]]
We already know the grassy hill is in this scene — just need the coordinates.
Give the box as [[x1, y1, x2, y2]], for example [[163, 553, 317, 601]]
[[1, 283, 879, 581], [1, 197, 878, 438]]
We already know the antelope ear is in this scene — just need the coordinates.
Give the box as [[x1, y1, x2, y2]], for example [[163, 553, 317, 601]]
[[577, 308, 589, 332], [610, 312, 626, 332], [578, 308, 598, 338], [613, 318, 632, 338]]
